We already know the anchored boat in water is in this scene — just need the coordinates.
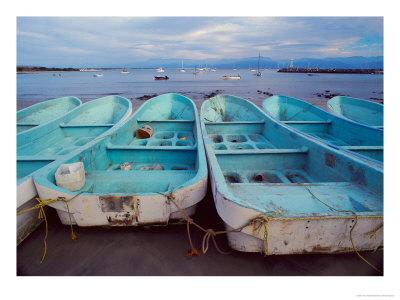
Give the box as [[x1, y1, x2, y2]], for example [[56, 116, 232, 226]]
[[223, 75, 241, 80], [33, 93, 207, 227], [327, 96, 383, 129], [262, 95, 383, 163], [17, 96, 82, 134], [201, 95, 383, 255], [17, 95, 132, 244]]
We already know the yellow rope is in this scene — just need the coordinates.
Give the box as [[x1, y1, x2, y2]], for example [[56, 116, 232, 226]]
[[366, 224, 383, 239], [248, 210, 281, 256], [17, 189, 90, 263], [299, 183, 382, 273]]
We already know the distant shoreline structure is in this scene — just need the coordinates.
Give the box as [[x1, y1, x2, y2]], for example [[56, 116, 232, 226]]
[[278, 68, 383, 74]]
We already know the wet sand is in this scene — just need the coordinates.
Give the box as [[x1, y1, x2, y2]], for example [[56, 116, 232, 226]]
[[16, 94, 383, 276]]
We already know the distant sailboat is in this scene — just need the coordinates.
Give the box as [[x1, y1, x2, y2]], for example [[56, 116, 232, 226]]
[[120, 68, 129, 74], [255, 53, 262, 77], [180, 60, 186, 72], [192, 66, 200, 75], [156, 67, 164, 72], [223, 75, 241, 80]]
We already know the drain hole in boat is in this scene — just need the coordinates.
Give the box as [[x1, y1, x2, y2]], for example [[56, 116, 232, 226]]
[[212, 135, 223, 143], [285, 172, 307, 183], [248, 134, 267, 143], [230, 143, 254, 150], [224, 172, 243, 183], [171, 166, 188, 170], [247, 172, 283, 183], [176, 140, 189, 146], [177, 132, 191, 140], [154, 132, 174, 139], [149, 140, 172, 146], [213, 144, 227, 150], [131, 139, 148, 146], [256, 143, 270, 149], [140, 164, 165, 171], [226, 135, 247, 143]]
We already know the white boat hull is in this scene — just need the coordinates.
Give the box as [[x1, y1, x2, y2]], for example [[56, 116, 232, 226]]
[[17, 177, 43, 245], [208, 163, 382, 255], [34, 176, 207, 226]]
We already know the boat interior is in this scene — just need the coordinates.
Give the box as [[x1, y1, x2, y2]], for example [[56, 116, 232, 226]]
[[327, 96, 384, 129], [17, 96, 130, 180], [40, 94, 202, 195], [17, 97, 81, 133], [263, 95, 383, 162], [202, 95, 382, 217]]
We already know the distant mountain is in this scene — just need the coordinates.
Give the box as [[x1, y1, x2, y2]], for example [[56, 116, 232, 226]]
[[44, 55, 382, 69], [119, 56, 383, 69]]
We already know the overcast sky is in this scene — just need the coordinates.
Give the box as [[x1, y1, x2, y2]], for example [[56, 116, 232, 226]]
[[17, 17, 383, 67]]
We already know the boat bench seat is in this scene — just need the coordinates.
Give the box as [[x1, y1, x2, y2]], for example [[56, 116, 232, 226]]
[[107, 144, 197, 150], [136, 119, 195, 131], [214, 147, 308, 155], [17, 155, 63, 161], [17, 123, 41, 126], [342, 145, 383, 151], [59, 123, 115, 128], [137, 119, 195, 124], [282, 120, 332, 124], [282, 120, 332, 133], [204, 120, 265, 134]]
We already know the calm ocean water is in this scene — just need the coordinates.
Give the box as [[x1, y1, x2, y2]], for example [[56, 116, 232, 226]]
[[17, 68, 383, 105]]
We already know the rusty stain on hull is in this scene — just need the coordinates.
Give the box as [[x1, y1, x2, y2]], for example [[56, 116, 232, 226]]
[[106, 212, 137, 226], [325, 153, 336, 168], [100, 196, 138, 212], [100, 196, 139, 225]]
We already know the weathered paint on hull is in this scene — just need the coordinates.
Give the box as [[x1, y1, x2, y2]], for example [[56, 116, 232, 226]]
[[35, 176, 207, 226]]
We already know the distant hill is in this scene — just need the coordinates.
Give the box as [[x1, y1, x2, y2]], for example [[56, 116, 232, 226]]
[[26, 56, 383, 70], [118, 56, 383, 69]]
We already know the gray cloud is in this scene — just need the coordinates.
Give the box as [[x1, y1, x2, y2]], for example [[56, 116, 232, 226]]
[[17, 16, 383, 67]]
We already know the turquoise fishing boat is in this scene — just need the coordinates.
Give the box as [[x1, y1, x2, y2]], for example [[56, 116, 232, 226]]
[[33, 94, 207, 227], [17, 96, 82, 134], [262, 95, 383, 163], [327, 96, 383, 129], [17, 95, 132, 244], [201, 95, 383, 255]]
